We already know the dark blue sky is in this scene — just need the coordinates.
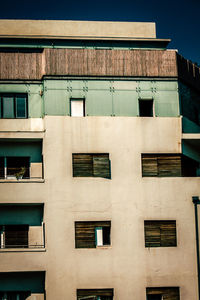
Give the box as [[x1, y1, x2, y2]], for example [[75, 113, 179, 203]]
[[1, 0, 200, 64]]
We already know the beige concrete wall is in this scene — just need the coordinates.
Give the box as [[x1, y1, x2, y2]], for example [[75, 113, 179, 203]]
[[0, 116, 199, 299], [0, 20, 156, 39], [29, 226, 44, 248]]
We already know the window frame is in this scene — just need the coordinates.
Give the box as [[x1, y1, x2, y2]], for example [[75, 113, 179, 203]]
[[70, 98, 85, 117], [0, 93, 28, 119]]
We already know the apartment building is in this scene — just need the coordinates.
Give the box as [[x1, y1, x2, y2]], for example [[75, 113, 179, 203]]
[[0, 19, 200, 300]]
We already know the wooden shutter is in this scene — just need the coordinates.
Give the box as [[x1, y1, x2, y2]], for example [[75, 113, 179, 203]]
[[142, 154, 158, 177], [144, 221, 161, 247], [145, 221, 176, 247], [77, 289, 113, 298], [73, 154, 93, 177], [5, 225, 29, 248], [160, 221, 177, 247], [157, 155, 181, 177], [147, 287, 180, 300], [75, 221, 111, 248], [93, 154, 110, 179]]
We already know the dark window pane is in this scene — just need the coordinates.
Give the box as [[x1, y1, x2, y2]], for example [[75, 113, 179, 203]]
[[147, 295, 162, 300], [5, 225, 29, 248], [3, 97, 14, 118], [0, 157, 4, 178], [16, 97, 27, 118], [7, 157, 30, 178], [103, 227, 111, 245], [139, 99, 153, 117]]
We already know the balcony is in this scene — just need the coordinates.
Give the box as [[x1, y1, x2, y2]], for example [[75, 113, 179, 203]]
[[0, 204, 45, 251], [0, 140, 43, 183], [0, 272, 45, 300]]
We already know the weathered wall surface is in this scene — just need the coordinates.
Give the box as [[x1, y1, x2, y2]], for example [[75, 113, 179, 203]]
[[0, 116, 199, 299]]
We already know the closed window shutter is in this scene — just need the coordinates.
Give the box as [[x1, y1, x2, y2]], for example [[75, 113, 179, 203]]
[[73, 154, 93, 177], [157, 155, 181, 177], [142, 154, 182, 177], [75, 222, 96, 248], [160, 221, 177, 247], [142, 155, 158, 177], [145, 222, 161, 247], [147, 287, 180, 300], [73, 154, 110, 179], [145, 221, 176, 248], [5, 225, 29, 248], [75, 221, 111, 248], [93, 154, 110, 179]]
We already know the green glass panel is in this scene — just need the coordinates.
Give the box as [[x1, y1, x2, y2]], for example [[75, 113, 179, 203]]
[[3, 97, 14, 118], [16, 97, 27, 118]]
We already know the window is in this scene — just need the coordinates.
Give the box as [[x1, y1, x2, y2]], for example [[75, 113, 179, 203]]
[[0, 157, 30, 179], [139, 99, 153, 117], [75, 221, 111, 248], [70, 98, 85, 117], [146, 287, 180, 300], [73, 154, 111, 179], [0, 292, 31, 300], [0, 94, 28, 119], [0, 225, 29, 248], [142, 153, 199, 177], [77, 289, 113, 300], [144, 221, 177, 247]]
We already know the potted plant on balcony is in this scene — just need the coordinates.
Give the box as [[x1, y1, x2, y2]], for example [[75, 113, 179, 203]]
[[15, 166, 26, 180]]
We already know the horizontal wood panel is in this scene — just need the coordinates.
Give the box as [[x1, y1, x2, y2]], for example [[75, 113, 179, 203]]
[[142, 154, 182, 177], [0, 49, 178, 79], [73, 154, 110, 178], [145, 221, 176, 247]]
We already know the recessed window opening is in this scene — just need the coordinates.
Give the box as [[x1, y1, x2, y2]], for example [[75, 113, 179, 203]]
[[144, 220, 177, 247], [70, 98, 85, 117], [139, 99, 153, 117], [0, 94, 28, 119], [75, 221, 111, 248]]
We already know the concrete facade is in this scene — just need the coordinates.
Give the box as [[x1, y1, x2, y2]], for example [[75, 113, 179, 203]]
[[0, 20, 200, 300]]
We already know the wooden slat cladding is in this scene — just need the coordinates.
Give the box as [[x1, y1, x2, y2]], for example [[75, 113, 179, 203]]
[[75, 221, 111, 248], [142, 154, 181, 177], [73, 154, 111, 179], [0, 49, 178, 79], [0, 51, 43, 80], [144, 221, 177, 248], [77, 288, 113, 298], [45, 49, 178, 77], [3, 225, 29, 248], [147, 287, 180, 300]]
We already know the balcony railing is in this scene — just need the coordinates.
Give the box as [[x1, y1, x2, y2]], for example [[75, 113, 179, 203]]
[[0, 223, 45, 250]]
